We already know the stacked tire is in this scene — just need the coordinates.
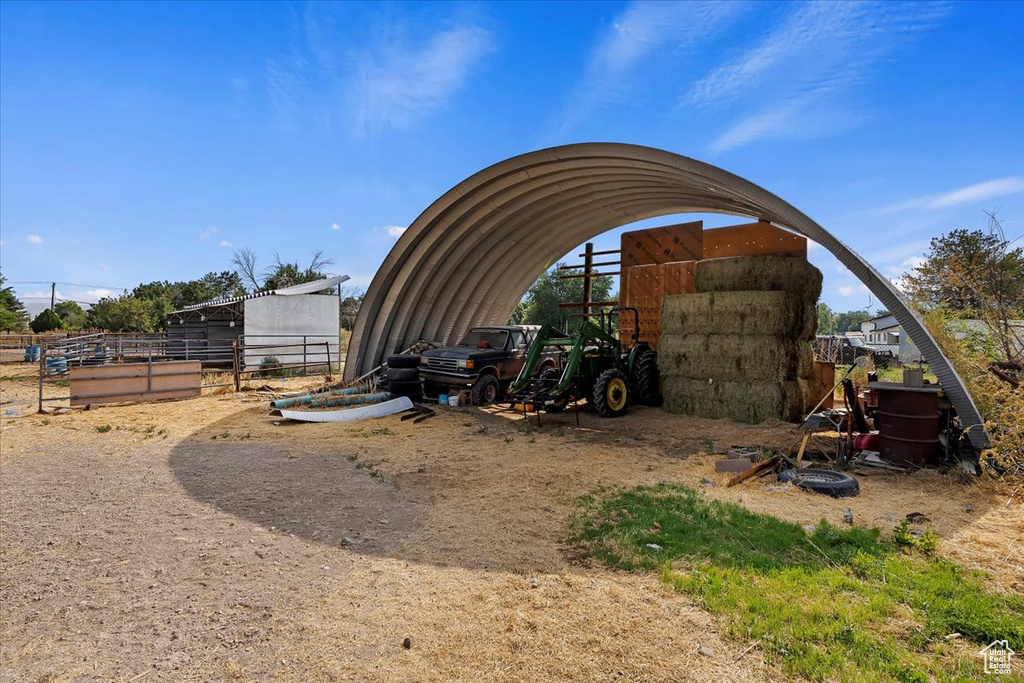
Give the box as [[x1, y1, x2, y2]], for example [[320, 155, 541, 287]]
[[387, 354, 422, 401]]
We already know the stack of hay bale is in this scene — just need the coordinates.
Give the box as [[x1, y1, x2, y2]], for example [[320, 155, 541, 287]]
[[659, 255, 822, 423]]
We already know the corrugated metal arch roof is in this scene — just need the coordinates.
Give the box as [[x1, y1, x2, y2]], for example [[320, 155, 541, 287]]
[[346, 143, 984, 444]]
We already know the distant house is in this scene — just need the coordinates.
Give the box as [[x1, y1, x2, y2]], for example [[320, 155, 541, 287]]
[[861, 314, 900, 345], [166, 275, 349, 368]]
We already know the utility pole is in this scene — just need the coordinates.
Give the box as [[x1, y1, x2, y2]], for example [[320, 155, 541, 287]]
[[50, 282, 55, 311]]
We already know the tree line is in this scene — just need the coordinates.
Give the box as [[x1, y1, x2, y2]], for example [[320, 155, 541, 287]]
[[0, 250, 365, 334]]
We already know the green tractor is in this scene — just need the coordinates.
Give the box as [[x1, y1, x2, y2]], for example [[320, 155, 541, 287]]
[[506, 308, 658, 417]]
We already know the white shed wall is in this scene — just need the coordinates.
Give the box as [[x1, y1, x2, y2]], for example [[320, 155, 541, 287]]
[[242, 294, 340, 368]]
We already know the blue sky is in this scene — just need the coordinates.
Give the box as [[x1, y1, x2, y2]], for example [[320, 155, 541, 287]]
[[2, 0, 1022, 316]]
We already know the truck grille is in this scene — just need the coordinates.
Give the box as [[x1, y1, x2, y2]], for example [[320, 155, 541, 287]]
[[426, 357, 459, 370]]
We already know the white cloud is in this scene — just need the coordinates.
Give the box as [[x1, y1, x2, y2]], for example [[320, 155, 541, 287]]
[[85, 289, 112, 301], [929, 177, 1024, 208], [22, 289, 62, 300], [695, 2, 947, 152], [27, 234, 43, 244], [902, 255, 926, 270], [218, 240, 233, 247], [838, 286, 854, 297], [199, 227, 220, 241], [877, 176, 1024, 214], [349, 22, 493, 136], [384, 225, 407, 238], [331, 222, 341, 231], [558, 1, 748, 131]]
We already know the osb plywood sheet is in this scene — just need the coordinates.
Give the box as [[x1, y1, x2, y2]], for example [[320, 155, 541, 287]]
[[620, 221, 703, 267], [702, 221, 807, 259], [70, 361, 201, 406], [620, 262, 696, 349], [811, 361, 836, 410]]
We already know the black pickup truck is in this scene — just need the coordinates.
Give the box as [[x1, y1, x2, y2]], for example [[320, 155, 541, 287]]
[[420, 325, 559, 405]]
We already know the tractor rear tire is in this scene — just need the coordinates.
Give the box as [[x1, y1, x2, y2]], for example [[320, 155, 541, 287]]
[[592, 368, 629, 418], [631, 348, 659, 406]]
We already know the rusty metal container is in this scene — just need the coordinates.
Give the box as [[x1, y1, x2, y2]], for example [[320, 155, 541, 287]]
[[869, 383, 941, 466]]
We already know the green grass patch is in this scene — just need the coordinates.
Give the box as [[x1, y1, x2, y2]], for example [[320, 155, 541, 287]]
[[569, 484, 1023, 682]]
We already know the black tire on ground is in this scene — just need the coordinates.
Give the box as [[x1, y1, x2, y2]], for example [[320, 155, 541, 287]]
[[592, 368, 629, 418], [471, 374, 501, 406], [387, 367, 420, 382], [631, 348, 659, 406], [387, 379, 422, 395], [387, 354, 421, 369], [778, 468, 860, 498]]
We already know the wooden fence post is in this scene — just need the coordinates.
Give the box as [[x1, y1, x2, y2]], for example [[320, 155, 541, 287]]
[[232, 340, 241, 392]]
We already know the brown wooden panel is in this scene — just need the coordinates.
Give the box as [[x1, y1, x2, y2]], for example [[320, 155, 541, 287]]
[[619, 262, 696, 349], [702, 220, 806, 259], [811, 361, 836, 410], [70, 361, 201, 406], [621, 221, 703, 266]]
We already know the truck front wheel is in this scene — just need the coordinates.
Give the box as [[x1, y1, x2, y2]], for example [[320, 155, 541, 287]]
[[471, 375, 501, 406]]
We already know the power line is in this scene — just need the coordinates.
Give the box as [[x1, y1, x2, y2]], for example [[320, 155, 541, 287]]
[[20, 297, 98, 305], [6, 280, 126, 290]]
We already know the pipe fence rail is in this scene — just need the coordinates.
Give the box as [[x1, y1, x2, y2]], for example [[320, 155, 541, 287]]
[[32, 332, 345, 411]]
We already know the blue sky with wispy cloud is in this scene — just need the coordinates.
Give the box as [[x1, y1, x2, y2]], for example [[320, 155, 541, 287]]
[[1, 0, 1021, 315]]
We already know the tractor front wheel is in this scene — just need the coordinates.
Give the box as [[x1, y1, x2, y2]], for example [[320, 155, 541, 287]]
[[592, 368, 629, 418]]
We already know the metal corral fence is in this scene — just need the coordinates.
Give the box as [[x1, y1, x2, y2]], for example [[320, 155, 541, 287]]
[[34, 332, 347, 411], [0, 330, 110, 363]]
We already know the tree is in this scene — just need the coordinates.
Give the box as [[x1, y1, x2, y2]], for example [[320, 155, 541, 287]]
[[834, 310, 872, 334], [903, 214, 1024, 365], [125, 271, 248, 331], [85, 296, 163, 332], [816, 302, 834, 335], [517, 263, 613, 333], [232, 247, 261, 292], [263, 251, 333, 290], [339, 287, 364, 331], [0, 274, 29, 332], [903, 223, 1024, 315], [54, 301, 88, 329], [232, 248, 334, 292], [30, 308, 63, 333]]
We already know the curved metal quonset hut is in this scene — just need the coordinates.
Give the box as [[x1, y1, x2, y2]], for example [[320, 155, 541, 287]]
[[347, 143, 984, 442]]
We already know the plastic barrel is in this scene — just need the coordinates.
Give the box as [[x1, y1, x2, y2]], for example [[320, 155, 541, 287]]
[[24, 345, 41, 362], [45, 356, 68, 376]]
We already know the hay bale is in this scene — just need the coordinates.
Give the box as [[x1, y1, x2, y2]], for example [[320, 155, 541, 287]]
[[662, 377, 808, 423], [662, 291, 817, 340], [696, 256, 822, 303], [658, 333, 813, 382]]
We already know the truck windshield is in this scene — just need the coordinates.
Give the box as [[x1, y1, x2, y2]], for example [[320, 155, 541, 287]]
[[458, 329, 509, 349]]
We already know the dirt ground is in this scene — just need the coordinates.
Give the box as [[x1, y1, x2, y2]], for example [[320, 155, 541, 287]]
[[1, 363, 1020, 681]]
